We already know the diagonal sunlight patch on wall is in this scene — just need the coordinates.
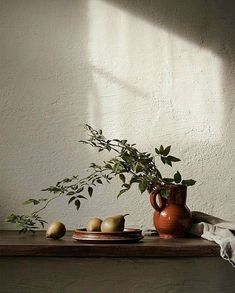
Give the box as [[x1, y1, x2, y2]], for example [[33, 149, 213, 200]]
[[88, 0, 223, 145]]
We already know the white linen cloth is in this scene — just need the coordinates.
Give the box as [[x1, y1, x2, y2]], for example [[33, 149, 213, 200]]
[[191, 211, 235, 267]]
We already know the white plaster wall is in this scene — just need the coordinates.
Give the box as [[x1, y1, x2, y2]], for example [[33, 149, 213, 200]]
[[0, 0, 234, 230]]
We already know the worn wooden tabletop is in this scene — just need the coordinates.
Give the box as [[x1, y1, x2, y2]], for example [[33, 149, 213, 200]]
[[0, 230, 220, 257]]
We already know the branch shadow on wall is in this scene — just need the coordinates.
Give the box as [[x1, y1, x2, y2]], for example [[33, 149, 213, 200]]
[[96, 0, 235, 217], [102, 0, 235, 130]]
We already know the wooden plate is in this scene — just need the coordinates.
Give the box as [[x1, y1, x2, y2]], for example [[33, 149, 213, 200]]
[[72, 228, 144, 243]]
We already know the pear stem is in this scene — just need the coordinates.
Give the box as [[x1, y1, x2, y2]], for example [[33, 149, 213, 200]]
[[123, 214, 130, 217]]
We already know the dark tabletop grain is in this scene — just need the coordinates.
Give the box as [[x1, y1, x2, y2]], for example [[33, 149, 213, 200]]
[[0, 230, 220, 257]]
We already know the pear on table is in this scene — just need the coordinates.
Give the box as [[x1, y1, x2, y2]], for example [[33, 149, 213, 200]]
[[101, 214, 129, 232], [46, 221, 66, 239]]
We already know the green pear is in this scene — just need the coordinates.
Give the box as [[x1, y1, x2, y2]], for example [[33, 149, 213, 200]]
[[87, 217, 102, 232], [101, 214, 129, 232]]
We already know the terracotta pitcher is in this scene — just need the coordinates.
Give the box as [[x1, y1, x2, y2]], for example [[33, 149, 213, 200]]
[[149, 184, 192, 238]]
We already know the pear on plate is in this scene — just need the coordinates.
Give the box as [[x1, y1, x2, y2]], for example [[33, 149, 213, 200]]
[[87, 217, 102, 232], [101, 214, 129, 232]]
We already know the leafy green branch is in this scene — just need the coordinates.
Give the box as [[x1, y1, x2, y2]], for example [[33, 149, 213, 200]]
[[7, 124, 196, 233]]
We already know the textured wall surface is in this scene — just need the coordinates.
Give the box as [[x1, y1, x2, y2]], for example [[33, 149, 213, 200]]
[[0, 0, 234, 230]]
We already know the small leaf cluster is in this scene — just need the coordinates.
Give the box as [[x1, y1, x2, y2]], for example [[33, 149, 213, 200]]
[[155, 145, 181, 167], [6, 214, 47, 233]]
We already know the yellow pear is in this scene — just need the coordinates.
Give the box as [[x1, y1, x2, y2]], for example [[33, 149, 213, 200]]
[[46, 221, 66, 239], [101, 214, 129, 232], [87, 217, 102, 232]]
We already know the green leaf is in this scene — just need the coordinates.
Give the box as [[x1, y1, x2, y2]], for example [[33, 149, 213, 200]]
[[174, 171, 182, 183], [97, 179, 102, 184], [156, 169, 162, 179], [22, 199, 34, 205], [165, 158, 172, 167], [167, 155, 181, 162], [121, 154, 133, 165], [155, 148, 160, 155], [23, 199, 39, 205], [75, 199, 81, 210], [66, 191, 75, 196], [85, 124, 92, 130], [105, 164, 113, 169], [68, 196, 76, 204], [88, 186, 93, 197], [161, 156, 166, 164], [119, 174, 126, 183], [182, 179, 196, 186], [117, 189, 127, 198], [135, 163, 143, 173], [159, 145, 164, 155], [76, 187, 84, 193], [163, 145, 171, 156], [77, 195, 87, 200], [79, 140, 90, 144], [42, 186, 61, 193], [63, 178, 72, 183], [114, 162, 121, 174], [139, 180, 147, 193]]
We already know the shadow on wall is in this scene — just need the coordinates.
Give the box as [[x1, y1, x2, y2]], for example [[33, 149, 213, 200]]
[[102, 0, 235, 130], [94, 0, 235, 217], [0, 0, 94, 226]]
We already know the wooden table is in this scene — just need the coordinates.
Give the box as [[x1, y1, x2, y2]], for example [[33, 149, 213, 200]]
[[0, 231, 234, 293], [0, 230, 220, 257]]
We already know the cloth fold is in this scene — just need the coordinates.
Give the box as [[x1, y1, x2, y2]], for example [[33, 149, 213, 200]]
[[191, 211, 235, 267]]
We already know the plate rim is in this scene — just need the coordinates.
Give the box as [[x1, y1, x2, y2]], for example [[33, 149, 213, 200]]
[[72, 235, 144, 243], [73, 227, 142, 235]]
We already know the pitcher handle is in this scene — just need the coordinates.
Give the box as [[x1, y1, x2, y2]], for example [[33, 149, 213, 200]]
[[150, 187, 167, 212]]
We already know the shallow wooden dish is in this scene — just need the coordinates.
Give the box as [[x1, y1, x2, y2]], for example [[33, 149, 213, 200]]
[[72, 228, 144, 243]]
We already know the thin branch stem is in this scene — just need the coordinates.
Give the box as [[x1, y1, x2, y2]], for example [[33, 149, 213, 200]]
[[32, 193, 62, 215]]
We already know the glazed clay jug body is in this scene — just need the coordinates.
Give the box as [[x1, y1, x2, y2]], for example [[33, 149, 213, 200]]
[[150, 184, 192, 238]]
